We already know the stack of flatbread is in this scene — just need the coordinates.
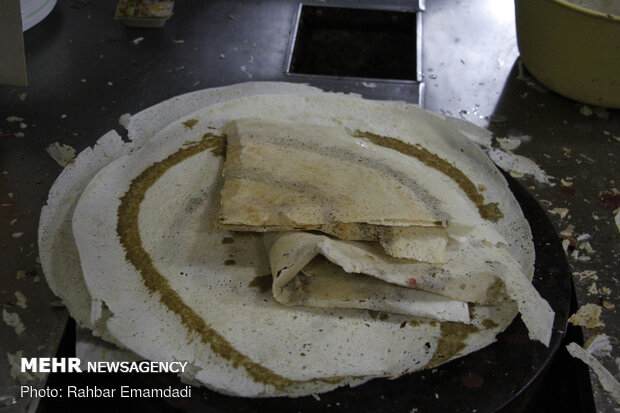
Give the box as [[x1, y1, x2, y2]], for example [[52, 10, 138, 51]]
[[38, 82, 554, 397]]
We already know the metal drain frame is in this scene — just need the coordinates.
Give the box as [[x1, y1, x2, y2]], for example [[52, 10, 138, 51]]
[[284, 1, 425, 106]]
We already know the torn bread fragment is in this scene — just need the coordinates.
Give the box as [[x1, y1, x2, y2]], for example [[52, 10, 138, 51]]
[[566, 343, 620, 406], [568, 303, 605, 328], [46, 142, 76, 167], [585, 333, 612, 358], [487, 148, 553, 185]]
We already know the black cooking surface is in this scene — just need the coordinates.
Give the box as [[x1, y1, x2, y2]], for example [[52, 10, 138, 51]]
[[41, 174, 585, 413]]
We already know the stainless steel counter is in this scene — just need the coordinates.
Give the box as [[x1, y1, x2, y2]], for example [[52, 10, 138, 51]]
[[0, 0, 617, 411]]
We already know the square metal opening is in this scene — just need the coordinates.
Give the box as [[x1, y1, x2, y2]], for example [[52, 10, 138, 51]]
[[288, 5, 419, 81]]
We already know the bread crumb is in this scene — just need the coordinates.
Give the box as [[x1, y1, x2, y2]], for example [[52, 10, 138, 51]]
[[3, 309, 25, 335], [587, 283, 598, 295], [568, 303, 604, 328], [549, 207, 569, 219], [576, 270, 597, 280], [119, 113, 131, 129], [579, 105, 593, 116], [46, 142, 76, 167], [585, 333, 612, 358], [14, 291, 27, 309]]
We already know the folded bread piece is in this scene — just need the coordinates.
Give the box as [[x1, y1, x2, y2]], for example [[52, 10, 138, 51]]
[[266, 231, 554, 346], [297, 258, 469, 323], [218, 118, 506, 262]]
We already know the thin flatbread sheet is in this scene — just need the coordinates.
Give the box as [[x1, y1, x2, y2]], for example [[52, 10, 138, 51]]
[[267, 231, 553, 345], [282, 256, 471, 323]]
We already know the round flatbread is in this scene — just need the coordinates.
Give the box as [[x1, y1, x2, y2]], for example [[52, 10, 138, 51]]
[[43, 82, 549, 397]]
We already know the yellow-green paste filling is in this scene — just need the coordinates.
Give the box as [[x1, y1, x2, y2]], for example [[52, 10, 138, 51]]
[[426, 322, 480, 368]]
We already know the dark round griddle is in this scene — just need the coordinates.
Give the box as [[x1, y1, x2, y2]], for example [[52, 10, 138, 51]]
[[135, 173, 572, 413]]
